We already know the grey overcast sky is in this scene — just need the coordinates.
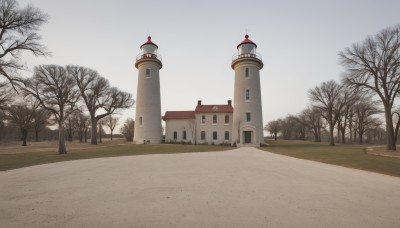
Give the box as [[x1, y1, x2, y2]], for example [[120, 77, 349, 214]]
[[18, 0, 400, 131]]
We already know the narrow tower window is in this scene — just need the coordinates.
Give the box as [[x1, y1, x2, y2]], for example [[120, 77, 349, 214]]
[[213, 115, 217, 124], [225, 114, 229, 124], [246, 112, 251, 122], [246, 89, 250, 100], [245, 68, 249, 77], [146, 68, 151, 77], [139, 116, 143, 126]]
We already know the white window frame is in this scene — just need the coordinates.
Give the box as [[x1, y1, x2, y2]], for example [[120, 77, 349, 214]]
[[212, 114, 217, 125], [201, 131, 206, 140], [224, 114, 229, 125], [213, 131, 217, 140]]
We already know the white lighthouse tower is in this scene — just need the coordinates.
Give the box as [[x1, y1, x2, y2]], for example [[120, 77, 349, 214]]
[[134, 36, 163, 144], [231, 34, 264, 146]]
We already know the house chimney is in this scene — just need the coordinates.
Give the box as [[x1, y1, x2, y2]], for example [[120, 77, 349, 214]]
[[228, 100, 232, 105], [198, 100, 202, 106]]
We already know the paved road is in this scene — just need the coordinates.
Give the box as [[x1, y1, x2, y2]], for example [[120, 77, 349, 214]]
[[1, 147, 400, 227]]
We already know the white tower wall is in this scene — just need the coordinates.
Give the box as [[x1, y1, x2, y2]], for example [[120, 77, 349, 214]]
[[134, 37, 163, 144], [231, 35, 264, 146]]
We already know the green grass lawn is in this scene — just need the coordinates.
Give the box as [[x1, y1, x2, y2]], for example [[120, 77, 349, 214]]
[[0, 144, 233, 171], [261, 140, 400, 177]]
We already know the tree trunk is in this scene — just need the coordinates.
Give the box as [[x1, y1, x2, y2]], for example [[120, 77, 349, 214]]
[[329, 123, 335, 146], [35, 128, 39, 141], [312, 127, 318, 142], [21, 129, 27, 146], [349, 119, 353, 143], [341, 126, 346, 144], [91, 119, 98, 145], [84, 129, 87, 143], [336, 121, 340, 143], [79, 130, 83, 143], [359, 132, 363, 144], [58, 123, 67, 154], [68, 132, 73, 142], [353, 128, 357, 143], [110, 129, 113, 140], [384, 108, 396, 151], [99, 123, 102, 143], [274, 133, 277, 140]]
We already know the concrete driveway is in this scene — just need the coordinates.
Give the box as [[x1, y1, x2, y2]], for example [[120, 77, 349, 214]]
[[1, 147, 399, 227]]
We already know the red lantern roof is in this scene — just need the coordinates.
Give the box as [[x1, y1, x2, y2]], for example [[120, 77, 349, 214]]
[[140, 36, 158, 49], [237, 34, 257, 49]]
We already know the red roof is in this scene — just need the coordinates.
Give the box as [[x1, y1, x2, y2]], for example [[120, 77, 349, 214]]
[[140, 36, 158, 48], [163, 111, 195, 120], [237, 34, 257, 48], [195, 104, 233, 113]]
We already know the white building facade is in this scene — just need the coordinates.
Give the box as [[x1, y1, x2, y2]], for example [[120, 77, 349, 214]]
[[163, 100, 233, 145]]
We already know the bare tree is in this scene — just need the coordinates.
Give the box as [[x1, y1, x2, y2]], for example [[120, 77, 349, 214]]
[[299, 106, 325, 142], [64, 112, 79, 142], [346, 105, 356, 143], [339, 25, 400, 150], [104, 115, 118, 140], [31, 107, 51, 141], [279, 116, 297, 140], [5, 101, 39, 146], [0, 82, 13, 109], [0, 109, 6, 140], [98, 119, 104, 143], [121, 118, 134, 142], [0, 0, 49, 89], [292, 115, 307, 140], [264, 120, 280, 140], [353, 96, 382, 144], [68, 65, 134, 145], [366, 126, 386, 144], [76, 112, 89, 143], [22, 65, 80, 154], [338, 101, 356, 144], [309, 80, 356, 146]]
